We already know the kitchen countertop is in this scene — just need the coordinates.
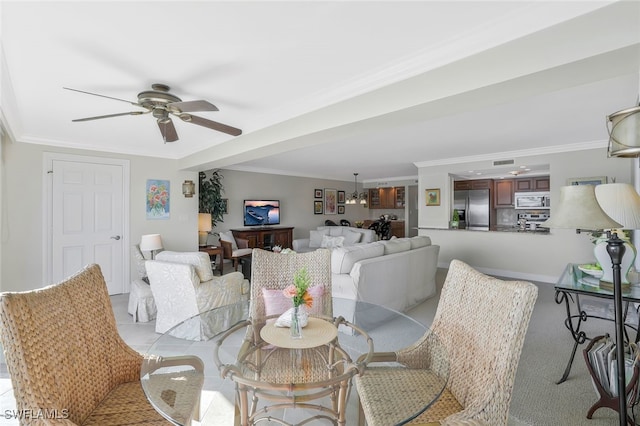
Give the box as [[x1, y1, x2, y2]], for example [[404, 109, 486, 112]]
[[419, 226, 550, 234], [493, 226, 549, 234]]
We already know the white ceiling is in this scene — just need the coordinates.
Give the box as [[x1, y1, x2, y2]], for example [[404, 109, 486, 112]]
[[2, 1, 639, 183]]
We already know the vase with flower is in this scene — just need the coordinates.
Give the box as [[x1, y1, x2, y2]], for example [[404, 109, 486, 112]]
[[283, 267, 313, 339]]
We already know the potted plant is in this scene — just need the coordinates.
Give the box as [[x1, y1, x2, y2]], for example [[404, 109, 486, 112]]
[[451, 209, 459, 229], [199, 170, 226, 231]]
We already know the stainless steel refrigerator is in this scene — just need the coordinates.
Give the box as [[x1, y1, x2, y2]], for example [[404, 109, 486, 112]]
[[453, 189, 490, 230]]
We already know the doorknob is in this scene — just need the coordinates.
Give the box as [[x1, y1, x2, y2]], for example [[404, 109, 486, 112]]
[[110, 235, 121, 240]]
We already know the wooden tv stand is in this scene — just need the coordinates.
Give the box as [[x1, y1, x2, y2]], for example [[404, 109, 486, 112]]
[[231, 226, 294, 250]]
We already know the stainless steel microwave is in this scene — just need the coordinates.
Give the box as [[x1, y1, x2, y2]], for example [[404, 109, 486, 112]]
[[514, 192, 550, 209]]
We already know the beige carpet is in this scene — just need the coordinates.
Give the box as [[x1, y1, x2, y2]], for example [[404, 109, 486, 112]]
[[408, 269, 638, 426]]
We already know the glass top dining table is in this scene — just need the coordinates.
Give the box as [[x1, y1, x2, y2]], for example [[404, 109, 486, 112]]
[[141, 297, 448, 426]]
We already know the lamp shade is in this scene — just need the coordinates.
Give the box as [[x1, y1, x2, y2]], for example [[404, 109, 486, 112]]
[[539, 185, 621, 230], [595, 183, 640, 230], [198, 213, 212, 232], [140, 234, 163, 252], [607, 106, 640, 158]]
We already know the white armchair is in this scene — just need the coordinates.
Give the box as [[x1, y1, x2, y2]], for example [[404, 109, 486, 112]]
[[127, 244, 157, 322], [145, 251, 250, 340]]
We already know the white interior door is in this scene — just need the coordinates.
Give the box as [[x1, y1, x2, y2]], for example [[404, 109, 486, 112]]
[[48, 155, 129, 294]]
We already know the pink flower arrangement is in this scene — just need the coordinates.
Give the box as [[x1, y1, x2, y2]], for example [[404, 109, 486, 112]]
[[283, 267, 313, 308]]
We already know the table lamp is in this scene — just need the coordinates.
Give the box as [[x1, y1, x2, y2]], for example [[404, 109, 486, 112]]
[[198, 213, 212, 246], [594, 183, 640, 284], [140, 234, 163, 259], [540, 184, 630, 425]]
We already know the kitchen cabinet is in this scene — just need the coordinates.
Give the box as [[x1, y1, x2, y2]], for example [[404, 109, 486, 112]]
[[368, 187, 404, 209], [454, 179, 493, 191], [394, 187, 405, 208], [494, 180, 515, 207], [515, 177, 549, 192]]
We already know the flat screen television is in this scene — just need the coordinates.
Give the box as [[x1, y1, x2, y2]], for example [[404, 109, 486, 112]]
[[243, 200, 280, 226]]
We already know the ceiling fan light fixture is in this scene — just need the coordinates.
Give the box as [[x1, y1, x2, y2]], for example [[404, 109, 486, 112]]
[[65, 84, 242, 142]]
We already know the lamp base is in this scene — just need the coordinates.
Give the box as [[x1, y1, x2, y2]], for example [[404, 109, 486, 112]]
[[198, 232, 209, 246], [594, 238, 636, 284]]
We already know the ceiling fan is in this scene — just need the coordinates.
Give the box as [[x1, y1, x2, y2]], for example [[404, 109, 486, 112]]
[[64, 83, 242, 142]]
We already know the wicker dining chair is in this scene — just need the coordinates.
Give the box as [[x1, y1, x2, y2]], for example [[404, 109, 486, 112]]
[[356, 259, 538, 426], [0, 264, 203, 425], [235, 248, 339, 422]]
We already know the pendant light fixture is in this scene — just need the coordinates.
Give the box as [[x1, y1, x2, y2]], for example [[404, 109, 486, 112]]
[[346, 173, 367, 205]]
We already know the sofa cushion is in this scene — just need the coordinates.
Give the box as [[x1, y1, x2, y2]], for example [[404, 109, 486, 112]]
[[331, 243, 384, 274], [219, 231, 238, 250], [380, 239, 411, 255], [329, 227, 345, 237], [309, 229, 330, 248], [321, 235, 345, 248], [409, 236, 432, 249], [343, 230, 362, 246], [155, 251, 213, 282], [262, 285, 325, 317]]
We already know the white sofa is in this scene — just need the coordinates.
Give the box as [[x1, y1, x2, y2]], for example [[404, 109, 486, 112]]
[[145, 251, 250, 340], [292, 226, 377, 253], [330, 236, 440, 314]]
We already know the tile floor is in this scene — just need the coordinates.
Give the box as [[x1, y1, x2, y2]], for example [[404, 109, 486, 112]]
[[0, 277, 442, 425]]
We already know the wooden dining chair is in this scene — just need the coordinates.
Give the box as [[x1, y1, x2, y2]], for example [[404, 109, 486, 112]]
[[356, 259, 538, 426], [219, 231, 253, 272]]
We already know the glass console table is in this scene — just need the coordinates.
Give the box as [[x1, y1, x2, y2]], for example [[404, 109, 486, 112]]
[[140, 298, 448, 425], [554, 263, 640, 384]]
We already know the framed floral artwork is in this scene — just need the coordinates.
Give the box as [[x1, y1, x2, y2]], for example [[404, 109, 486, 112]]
[[338, 191, 345, 204], [324, 188, 337, 214], [315, 189, 323, 198], [425, 188, 440, 206], [338, 205, 345, 214], [146, 179, 170, 219], [314, 200, 323, 214]]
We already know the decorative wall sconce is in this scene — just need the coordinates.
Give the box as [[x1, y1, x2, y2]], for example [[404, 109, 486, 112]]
[[607, 92, 640, 158], [182, 180, 195, 197]]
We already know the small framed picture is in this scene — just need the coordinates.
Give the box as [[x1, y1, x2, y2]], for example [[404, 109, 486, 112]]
[[314, 189, 323, 198], [426, 188, 441, 206], [314, 200, 323, 214], [338, 191, 345, 204], [338, 205, 345, 214], [567, 176, 607, 186], [221, 198, 228, 214], [324, 188, 337, 214]]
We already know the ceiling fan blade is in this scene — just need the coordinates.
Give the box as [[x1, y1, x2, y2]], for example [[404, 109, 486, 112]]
[[168, 100, 219, 113], [179, 114, 242, 136], [64, 87, 141, 106], [72, 111, 147, 122], [157, 118, 179, 142]]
